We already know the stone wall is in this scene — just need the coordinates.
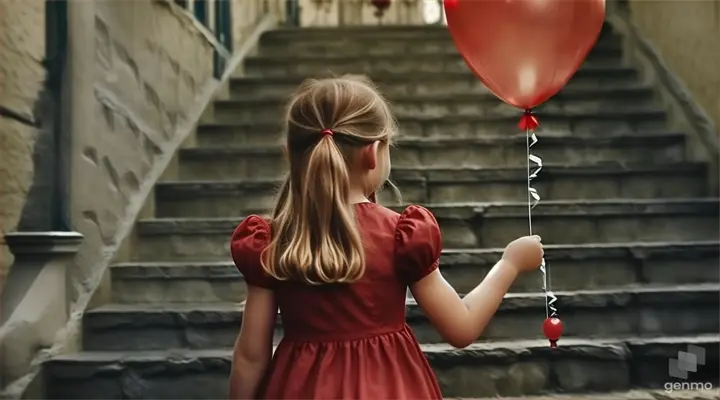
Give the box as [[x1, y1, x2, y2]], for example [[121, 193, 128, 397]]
[[628, 0, 720, 125], [68, 0, 214, 308], [233, 0, 279, 49], [2, 0, 215, 353], [1, 0, 269, 391], [0, 0, 216, 306], [0, 0, 46, 294]]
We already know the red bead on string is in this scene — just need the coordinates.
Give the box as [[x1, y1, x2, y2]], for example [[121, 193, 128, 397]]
[[542, 317, 564, 348]]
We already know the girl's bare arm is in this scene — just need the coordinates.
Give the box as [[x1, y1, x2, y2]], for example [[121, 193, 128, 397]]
[[229, 285, 277, 399], [410, 260, 519, 348], [411, 236, 542, 349]]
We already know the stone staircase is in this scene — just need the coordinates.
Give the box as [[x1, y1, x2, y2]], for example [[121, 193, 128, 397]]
[[43, 25, 720, 399]]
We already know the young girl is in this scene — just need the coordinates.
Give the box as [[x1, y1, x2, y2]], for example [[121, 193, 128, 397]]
[[228, 76, 544, 399]]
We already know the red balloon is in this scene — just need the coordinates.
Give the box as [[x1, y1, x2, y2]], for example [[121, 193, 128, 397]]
[[444, 0, 605, 109], [542, 317, 564, 348]]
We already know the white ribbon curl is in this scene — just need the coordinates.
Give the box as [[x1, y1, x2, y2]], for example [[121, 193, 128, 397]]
[[526, 130, 558, 319]]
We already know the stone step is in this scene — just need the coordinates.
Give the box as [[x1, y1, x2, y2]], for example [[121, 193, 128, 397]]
[[43, 335, 720, 398], [226, 78, 655, 110], [259, 23, 615, 42], [243, 50, 623, 78], [180, 131, 679, 181], [255, 42, 621, 60], [194, 112, 667, 150], [83, 284, 720, 351], [110, 242, 720, 304], [256, 25, 618, 56], [224, 82, 654, 105], [133, 199, 719, 261], [230, 66, 639, 98], [470, 389, 720, 400], [159, 163, 707, 218], [214, 91, 657, 125], [216, 88, 657, 135]]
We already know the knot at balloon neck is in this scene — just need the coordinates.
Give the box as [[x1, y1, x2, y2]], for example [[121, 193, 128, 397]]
[[518, 109, 539, 131]]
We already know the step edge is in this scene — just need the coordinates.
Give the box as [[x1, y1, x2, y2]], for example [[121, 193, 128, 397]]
[[47, 333, 720, 363], [88, 282, 720, 315]]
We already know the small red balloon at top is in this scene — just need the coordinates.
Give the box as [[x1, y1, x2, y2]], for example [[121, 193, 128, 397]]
[[444, 0, 459, 9], [542, 317, 563, 348], [371, 0, 392, 11]]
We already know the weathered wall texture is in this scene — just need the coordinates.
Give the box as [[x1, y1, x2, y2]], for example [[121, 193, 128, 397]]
[[0, 0, 46, 293], [628, 0, 720, 125], [1, 0, 221, 391], [232, 0, 277, 49], [69, 0, 214, 306]]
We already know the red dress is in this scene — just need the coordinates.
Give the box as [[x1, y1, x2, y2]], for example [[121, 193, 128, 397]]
[[230, 203, 444, 399]]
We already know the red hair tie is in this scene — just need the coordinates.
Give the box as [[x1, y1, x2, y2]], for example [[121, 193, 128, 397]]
[[320, 129, 333, 137]]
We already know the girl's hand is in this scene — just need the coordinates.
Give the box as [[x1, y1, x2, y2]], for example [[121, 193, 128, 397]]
[[502, 235, 544, 273]]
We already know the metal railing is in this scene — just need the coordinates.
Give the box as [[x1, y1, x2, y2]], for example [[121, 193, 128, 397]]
[[172, 0, 234, 78], [173, 0, 446, 77]]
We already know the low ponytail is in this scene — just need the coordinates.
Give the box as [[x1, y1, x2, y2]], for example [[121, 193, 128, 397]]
[[264, 134, 365, 284], [262, 75, 396, 285]]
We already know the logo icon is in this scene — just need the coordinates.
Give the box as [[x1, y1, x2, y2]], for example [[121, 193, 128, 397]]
[[669, 344, 706, 380]]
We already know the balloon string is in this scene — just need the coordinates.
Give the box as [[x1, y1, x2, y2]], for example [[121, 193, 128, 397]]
[[522, 112, 557, 319], [525, 128, 533, 236]]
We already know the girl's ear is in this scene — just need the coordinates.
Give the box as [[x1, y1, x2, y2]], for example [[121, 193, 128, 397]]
[[359, 142, 379, 170]]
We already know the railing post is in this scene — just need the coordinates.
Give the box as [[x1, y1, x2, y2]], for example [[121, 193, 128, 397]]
[[213, 0, 233, 79], [45, 0, 71, 232], [339, 0, 344, 26], [193, 0, 208, 25], [285, 0, 300, 27]]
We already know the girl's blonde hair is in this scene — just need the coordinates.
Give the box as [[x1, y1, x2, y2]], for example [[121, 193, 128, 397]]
[[262, 75, 398, 285]]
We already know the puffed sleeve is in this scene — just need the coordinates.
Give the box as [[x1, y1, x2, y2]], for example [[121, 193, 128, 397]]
[[395, 205, 443, 284], [230, 215, 275, 289]]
